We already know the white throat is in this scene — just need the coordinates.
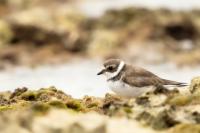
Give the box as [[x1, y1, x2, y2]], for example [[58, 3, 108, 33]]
[[106, 61, 125, 80]]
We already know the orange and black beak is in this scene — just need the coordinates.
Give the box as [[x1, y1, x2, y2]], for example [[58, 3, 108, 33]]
[[97, 69, 106, 75]]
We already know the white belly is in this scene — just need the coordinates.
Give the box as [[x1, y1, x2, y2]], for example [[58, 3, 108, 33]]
[[108, 80, 154, 98]]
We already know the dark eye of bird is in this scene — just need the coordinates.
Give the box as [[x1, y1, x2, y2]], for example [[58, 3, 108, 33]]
[[108, 66, 113, 71]]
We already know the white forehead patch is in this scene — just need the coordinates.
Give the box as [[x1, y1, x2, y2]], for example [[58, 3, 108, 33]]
[[106, 61, 125, 80]]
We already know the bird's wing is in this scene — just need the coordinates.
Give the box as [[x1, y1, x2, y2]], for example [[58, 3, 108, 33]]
[[122, 75, 163, 87], [121, 66, 163, 87]]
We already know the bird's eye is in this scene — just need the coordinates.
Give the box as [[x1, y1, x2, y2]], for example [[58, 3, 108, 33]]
[[108, 66, 113, 71]]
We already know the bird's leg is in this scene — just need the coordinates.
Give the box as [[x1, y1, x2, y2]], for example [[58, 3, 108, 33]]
[[154, 84, 169, 94]]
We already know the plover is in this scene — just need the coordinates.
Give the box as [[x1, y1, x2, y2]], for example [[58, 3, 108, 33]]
[[97, 59, 186, 98]]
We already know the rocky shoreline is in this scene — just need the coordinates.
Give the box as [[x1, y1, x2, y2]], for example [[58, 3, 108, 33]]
[[1, 3, 200, 68], [0, 77, 200, 133]]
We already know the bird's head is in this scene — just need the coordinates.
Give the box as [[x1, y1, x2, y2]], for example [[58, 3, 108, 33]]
[[97, 59, 125, 80]]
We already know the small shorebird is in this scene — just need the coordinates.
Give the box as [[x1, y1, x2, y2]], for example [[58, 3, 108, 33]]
[[97, 59, 186, 98]]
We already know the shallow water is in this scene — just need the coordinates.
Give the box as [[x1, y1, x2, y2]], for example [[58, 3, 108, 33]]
[[0, 60, 199, 98]]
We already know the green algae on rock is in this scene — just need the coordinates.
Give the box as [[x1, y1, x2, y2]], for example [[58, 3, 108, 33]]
[[66, 99, 85, 112], [1, 78, 200, 132], [48, 100, 67, 109], [0, 87, 72, 113]]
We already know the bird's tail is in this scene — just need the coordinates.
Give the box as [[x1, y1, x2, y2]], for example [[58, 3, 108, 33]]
[[162, 79, 188, 87]]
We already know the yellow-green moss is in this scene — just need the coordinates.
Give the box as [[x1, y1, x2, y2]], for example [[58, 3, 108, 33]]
[[3, 85, 200, 131], [31, 102, 50, 113], [167, 94, 191, 106], [0, 106, 14, 111], [48, 100, 67, 109], [37, 89, 55, 97], [20, 91, 37, 101], [66, 99, 85, 111], [39, 86, 57, 93], [123, 107, 132, 114], [0, 100, 31, 112], [82, 96, 102, 110], [86, 102, 99, 108]]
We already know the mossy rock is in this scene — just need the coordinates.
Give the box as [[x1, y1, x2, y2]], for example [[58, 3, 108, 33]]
[[48, 100, 67, 109], [167, 94, 191, 106], [170, 124, 200, 133], [191, 111, 200, 123], [136, 111, 154, 126], [82, 96, 101, 109], [36, 89, 55, 101], [136, 109, 179, 130], [86, 102, 99, 109], [190, 93, 200, 104], [10, 87, 28, 99], [31, 102, 50, 113], [190, 77, 200, 94], [66, 99, 85, 112], [37, 87, 71, 102], [20, 91, 37, 101], [39, 86, 58, 92], [0, 95, 9, 106], [123, 107, 132, 114], [102, 93, 133, 116], [0, 100, 30, 112], [151, 110, 179, 130], [37, 88, 57, 96]]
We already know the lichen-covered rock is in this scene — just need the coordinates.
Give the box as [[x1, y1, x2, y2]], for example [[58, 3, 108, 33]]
[[2, 81, 200, 133], [190, 77, 200, 94]]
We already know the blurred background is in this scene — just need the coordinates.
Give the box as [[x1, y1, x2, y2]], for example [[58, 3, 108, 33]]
[[0, 0, 200, 98]]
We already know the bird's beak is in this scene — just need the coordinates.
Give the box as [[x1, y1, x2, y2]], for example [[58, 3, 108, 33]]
[[97, 69, 106, 75]]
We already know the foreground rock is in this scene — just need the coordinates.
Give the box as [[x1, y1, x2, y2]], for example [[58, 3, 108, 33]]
[[0, 77, 200, 133]]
